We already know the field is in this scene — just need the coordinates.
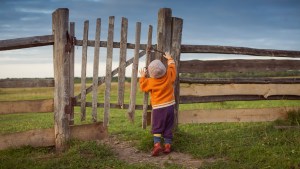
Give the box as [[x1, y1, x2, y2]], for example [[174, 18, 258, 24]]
[[0, 83, 300, 169]]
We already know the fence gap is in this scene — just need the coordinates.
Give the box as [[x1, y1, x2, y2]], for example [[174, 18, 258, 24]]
[[128, 22, 141, 123], [118, 17, 128, 109], [92, 18, 101, 123], [104, 16, 115, 127]]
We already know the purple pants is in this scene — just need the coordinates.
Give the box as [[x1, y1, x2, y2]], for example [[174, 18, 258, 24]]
[[152, 105, 174, 139]]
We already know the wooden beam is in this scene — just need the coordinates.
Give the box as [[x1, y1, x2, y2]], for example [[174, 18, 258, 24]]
[[180, 77, 300, 84], [0, 122, 108, 150], [179, 107, 299, 123], [180, 45, 300, 58], [0, 78, 54, 88], [75, 101, 152, 110], [179, 59, 300, 73], [180, 83, 300, 97], [0, 35, 53, 51], [75, 39, 148, 50], [0, 99, 53, 114], [69, 22, 75, 125]]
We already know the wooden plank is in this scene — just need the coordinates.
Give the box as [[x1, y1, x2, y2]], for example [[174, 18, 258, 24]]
[[171, 17, 183, 128], [0, 78, 54, 88], [0, 99, 54, 114], [80, 20, 89, 121], [180, 84, 300, 97], [0, 122, 108, 150], [156, 8, 172, 63], [179, 59, 300, 73], [74, 50, 147, 101], [0, 35, 53, 51], [75, 101, 152, 110], [128, 22, 141, 123], [52, 8, 70, 152], [104, 16, 115, 127], [118, 17, 128, 108], [75, 39, 148, 50], [142, 25, 153, 129], [180, 77, 300, 84], [179, 95, 300, 104], [69, 22, 75, 125], [180, 45, 300, 58], [92, 18, 101, 123], [179, 107, 300, 123]]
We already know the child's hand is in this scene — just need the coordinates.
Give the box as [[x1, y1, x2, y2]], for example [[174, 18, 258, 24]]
[[163, 52, 172, 60], [139, 68, 146, 77]]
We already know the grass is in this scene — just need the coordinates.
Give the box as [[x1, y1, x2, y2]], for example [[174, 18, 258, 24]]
[[1, 83, 300, 168]]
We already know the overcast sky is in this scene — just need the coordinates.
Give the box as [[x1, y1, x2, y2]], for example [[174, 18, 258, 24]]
[[1, 0, 300, 78]]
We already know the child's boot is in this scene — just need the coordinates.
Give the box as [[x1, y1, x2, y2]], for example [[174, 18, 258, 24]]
[[151, 142, 162, 156], [163, 143, 171, 154]]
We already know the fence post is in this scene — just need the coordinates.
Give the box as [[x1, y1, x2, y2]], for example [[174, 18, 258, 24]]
[[52, 8, 70, 152], [69, 22, 75, 125]]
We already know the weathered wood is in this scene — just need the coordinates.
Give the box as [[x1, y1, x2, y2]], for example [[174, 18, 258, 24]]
[[0, 122, 108, 150], [52, 8, 70, 152], [180, 77, 300, 84], [0, 35, 53, 51], [80, 20, 89, 121], [104, 16, 114, 127], [179, 59, 300, 73], [75, 101, 152, 110], [74, 50, 147, 101], [128, 22, 141, 123], [142, 25, 153, 129], [0, 99, 54, 114], [92, 18, 101, 123], [69, 22, 75, 125], [0, 78, 54, 88], [156, 8, 172, 63], [180, 84, 300, 97], [171, 17, 183, 128], [179, 107, 299, 123], [118, 17, 128, 108], [75, 39, 148, 50], [180, 45, 300, 58], [180, 95, 300, 104]]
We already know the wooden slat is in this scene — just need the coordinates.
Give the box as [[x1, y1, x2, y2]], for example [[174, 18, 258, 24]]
[[104, 16, 114, 127], [0, 35, 53, 51], [180, 77, 300, 84], [75, 101, 152, 110], [179, 95, 300, 104], [80, 20, 89, 121], [179, 107, 299, 123], [171, 17, 183, 128], [0, 78, 54, 88], [142, 25, 153, 129], [180, 45, 300, 58], [128, 22, 141, 123], [179, 59, 300, 73], [180, 84, 300, 97], [0, 122, 108, 150], [75, 39, 148, 50], [92, 18, 101, 123], [0, 99, 54, 114], [52, 8, 70, 152], [69, 22, 75, 125], [74, 50, 147, 101], [117, 17, 128, 108]]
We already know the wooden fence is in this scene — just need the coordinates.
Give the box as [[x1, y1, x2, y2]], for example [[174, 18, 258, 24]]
[[0, 7, 299, 151]]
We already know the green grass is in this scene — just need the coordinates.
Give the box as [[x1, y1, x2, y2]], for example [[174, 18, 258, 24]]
[[1, 84, 300, 168]]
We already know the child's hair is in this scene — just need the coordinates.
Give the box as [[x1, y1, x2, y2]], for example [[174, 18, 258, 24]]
[[148, 59, 166, 78]]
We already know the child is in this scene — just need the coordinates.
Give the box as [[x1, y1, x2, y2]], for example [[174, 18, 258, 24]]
[[139, 52, 176, 156]]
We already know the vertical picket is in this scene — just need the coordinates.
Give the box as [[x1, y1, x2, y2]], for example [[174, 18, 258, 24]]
[[69, 22, 75, 125], [92, 18, 101, 122]]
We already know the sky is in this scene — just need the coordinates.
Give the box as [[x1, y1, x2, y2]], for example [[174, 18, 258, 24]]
[[0, 0, 300, 78]]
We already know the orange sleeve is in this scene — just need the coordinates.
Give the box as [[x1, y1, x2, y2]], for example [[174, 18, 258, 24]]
[[139, 77, 151, 92], [167, 59, 176, 83]]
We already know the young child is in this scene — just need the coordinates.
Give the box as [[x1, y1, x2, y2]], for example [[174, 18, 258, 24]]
[[139, 52, 176, 156]]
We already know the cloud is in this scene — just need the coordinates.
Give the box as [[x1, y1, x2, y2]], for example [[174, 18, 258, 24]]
[[15, 7, 52, 14]]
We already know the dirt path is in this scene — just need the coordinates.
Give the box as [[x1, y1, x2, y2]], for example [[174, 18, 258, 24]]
[[99, 135, 214, 169]]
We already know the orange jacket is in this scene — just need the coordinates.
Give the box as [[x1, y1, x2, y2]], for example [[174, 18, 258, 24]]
[[139, 60, 176, 109]]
